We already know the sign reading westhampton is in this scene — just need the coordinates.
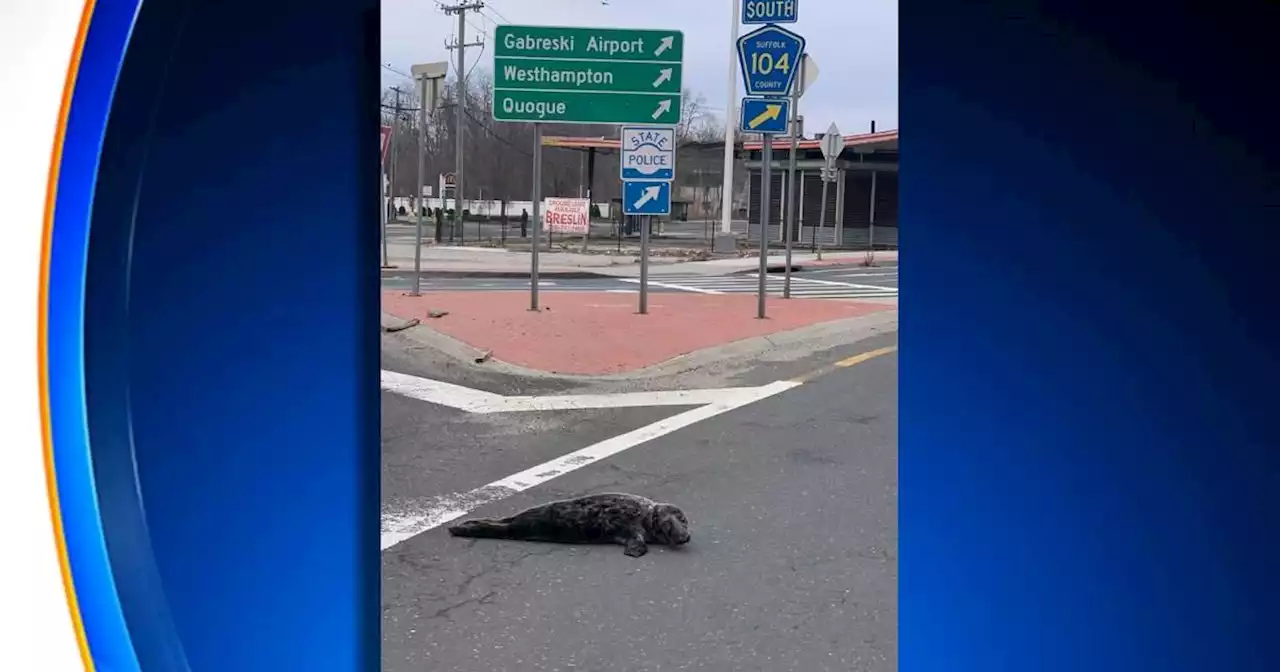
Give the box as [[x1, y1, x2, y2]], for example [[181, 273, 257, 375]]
[[493, 25, 684, 125]]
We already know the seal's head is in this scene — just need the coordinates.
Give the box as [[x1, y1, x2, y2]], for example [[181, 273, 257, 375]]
[[649, 504, 691, 546]]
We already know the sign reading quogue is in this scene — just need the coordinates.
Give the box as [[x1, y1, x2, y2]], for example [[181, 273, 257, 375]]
[[542, 197, 590, 234]]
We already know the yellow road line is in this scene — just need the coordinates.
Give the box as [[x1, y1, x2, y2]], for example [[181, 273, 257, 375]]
[[835, 345, 898, 368], [789, 344, 898, 384]]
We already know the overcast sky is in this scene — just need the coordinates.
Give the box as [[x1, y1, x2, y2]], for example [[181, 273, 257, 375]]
[[380, 0, 898, 134]]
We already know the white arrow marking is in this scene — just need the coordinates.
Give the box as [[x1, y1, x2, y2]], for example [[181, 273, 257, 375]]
[[651, 98, 672, 120], [632, 185, 661, 210], [652, 67, 673, 88], [654, 35, 675, 57]]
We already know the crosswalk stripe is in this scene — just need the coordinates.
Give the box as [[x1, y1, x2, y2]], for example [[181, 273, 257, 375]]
[[748, 273, 898, 292], [617, 278, 724, 294], [638, 274, 900, 298]]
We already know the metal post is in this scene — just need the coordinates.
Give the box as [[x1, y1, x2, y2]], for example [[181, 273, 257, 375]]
[[388, 88, 403, 263], [866, 169, 878, 265], [757, 140, 773, 319], [530, 123, 542, 311], [816, 175, 829, 261], [411, 77, 430, 296], [381, 163, 389, 268], [720, 0, 741, 234], [587, 148, 597, 242], [810, 171, 818, 253], [783, 56, 804, 299], [834, 168, 845, 246], [453, 7, 467, 242], [639, 215, 650, 314]]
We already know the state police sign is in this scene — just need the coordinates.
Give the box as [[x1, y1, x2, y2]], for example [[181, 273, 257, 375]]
[[620, 126, 676, 182]]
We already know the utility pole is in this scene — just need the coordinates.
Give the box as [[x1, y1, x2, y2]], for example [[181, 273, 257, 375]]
[[442, 1, 485, 240], [387, 86, 408, 223]]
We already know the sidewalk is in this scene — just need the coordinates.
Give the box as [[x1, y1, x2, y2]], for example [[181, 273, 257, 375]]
[[383, 244, 898, 279], [382, 290, 895, 376]]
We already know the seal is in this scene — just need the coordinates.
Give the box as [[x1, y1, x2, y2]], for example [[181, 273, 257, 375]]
[[447, 493, 691, 557]]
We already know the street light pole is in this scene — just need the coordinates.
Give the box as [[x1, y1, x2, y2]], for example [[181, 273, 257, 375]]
[[409, 61, 449, 296]]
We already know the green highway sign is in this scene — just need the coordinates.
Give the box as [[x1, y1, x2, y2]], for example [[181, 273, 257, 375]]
[[493, 24, 684, 125], [494, 89, 681, 125], [494, 25, 684, 62], [495, 58, 682, 95]]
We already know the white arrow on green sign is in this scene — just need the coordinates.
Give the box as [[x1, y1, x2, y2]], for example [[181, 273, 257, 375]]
[[493, 25, 684, 125]]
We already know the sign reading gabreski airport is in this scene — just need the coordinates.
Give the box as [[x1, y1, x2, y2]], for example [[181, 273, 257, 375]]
[[493, 25, 685, 125]]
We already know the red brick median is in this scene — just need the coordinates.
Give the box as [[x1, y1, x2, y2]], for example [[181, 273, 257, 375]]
[[382, 290, 892, 375]]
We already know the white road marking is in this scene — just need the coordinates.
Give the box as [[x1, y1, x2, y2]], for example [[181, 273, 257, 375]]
[[612, 273, 898, 299], [380, 380, 800, 550], [381, 369, 785, 414], [497, 387, 768, 412], [380, 370, 504, 412], [618, 277, 724, 294], [538, 280, 556, 286], [605, 289, 638, 293], [751, 273, 897, 292]]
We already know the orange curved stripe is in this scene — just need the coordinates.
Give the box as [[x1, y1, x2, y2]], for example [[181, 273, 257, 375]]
[[40, 1, 101, 670]]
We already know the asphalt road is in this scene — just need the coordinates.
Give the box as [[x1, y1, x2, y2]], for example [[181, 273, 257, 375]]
[[381, 264, 899, 300], [382, 349, 898, 672]]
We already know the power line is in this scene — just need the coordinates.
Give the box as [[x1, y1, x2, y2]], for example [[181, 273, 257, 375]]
[[480, 0, 509, 23], [478, 6, 506, 27]]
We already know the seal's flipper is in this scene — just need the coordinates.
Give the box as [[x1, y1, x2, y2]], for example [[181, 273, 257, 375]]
[[447, 519, 511, 539], [622, 535, 648, 557]]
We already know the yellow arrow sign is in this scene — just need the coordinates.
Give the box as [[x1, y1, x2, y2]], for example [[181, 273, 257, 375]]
[[747, 103, 783, 130]]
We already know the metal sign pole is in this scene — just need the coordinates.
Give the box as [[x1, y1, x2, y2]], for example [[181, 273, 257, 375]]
[[381, 165, 389, 268], [817, 123, 843, 264], [411, 77, 429, 296], [783, 56, 804, 299], [867, 169, 878, 266], [817, 171, 829, 261], [531, 123, 543, 311], [639, 215, 651, 314], [758, 139, 773, 319]]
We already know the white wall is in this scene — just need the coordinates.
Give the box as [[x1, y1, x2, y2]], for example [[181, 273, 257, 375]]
[[390, 197, 613, 219]]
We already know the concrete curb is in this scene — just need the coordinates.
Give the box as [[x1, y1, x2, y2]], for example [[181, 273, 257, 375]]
[[380, 308, 898, 383]]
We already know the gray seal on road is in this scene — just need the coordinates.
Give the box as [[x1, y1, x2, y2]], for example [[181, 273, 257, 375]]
[[447, 493, 691, 557]]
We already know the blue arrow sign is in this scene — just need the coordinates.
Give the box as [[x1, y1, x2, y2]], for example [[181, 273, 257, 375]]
[[740, 97, 790, 134], [622, 180, 671, 216], [742, 0, 798, 24], [737, 24, 806, 97]]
